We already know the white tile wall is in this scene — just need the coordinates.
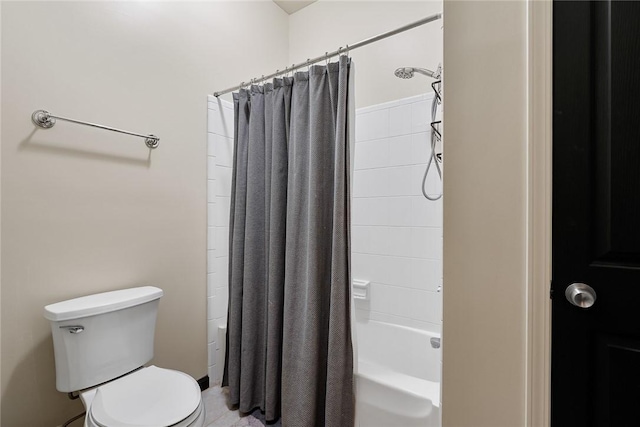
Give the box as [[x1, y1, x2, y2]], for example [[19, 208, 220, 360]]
[[355, 109, 389, 141], [215, 197, 231, 226], [207, 95, 234, 384], [214, 135, 234, 168], [354, 138, 389, 170], [411, 100, 431, 133], [388, 104, 412, 137], [387, 135, 413, 167], [353, 93, 443, 333], [207, 180, 216, 201], [207, 250, 216, 274], [213, 167, 232, 198], [352, 197, 389, 225]]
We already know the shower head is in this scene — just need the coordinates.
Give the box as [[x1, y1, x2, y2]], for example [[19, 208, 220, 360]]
[[394, 66, 441, 80], [394, 67, 416, 79]]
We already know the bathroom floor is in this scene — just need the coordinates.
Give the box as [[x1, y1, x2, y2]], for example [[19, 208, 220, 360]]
[[202, 386, 282, 427]]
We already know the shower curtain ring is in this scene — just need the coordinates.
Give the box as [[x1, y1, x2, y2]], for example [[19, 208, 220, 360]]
[[306, 58, 311, 71], [325, 52, 330, 66]]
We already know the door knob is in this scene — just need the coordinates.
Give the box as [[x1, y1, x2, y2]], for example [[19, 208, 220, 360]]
[[565, 283, 596, 308]]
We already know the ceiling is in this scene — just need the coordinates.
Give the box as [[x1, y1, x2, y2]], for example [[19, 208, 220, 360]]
[[273, 0, 318, 15]]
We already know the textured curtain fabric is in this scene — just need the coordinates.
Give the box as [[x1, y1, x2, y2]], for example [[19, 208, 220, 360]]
[[223, 56, 354, 427]]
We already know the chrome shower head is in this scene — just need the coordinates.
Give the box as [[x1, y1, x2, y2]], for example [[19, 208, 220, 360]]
[[394, 67, 416, 79], [394, 66, 441, 80]]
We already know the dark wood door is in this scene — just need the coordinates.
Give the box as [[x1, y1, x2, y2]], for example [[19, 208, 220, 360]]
[[552, 1, 640, 425], [551, 1, 640, 427]]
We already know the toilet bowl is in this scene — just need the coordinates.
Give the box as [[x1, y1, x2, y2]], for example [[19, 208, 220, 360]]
[[81, 366, 205, 427], [44, 286, 205, 427]]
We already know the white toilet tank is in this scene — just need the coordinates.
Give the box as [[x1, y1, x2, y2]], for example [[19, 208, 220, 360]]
[[44, 286, 163, 392]]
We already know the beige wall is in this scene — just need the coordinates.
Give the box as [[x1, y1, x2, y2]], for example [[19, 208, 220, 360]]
[[288, 0, 443, 108], [0, 2, 288, 426], [0, 1, 3, 424], [442, 1, 528, 426]]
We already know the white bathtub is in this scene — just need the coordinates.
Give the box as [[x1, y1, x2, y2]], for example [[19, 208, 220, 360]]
[[355, 320, 441, 427]]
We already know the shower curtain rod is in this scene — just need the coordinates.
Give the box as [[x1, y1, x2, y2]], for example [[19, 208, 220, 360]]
[[212, 12, 442, 97]]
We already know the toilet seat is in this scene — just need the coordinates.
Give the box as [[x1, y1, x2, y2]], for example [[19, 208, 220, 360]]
[[86, 366, 203, 427], [87, 401, 205, 427]]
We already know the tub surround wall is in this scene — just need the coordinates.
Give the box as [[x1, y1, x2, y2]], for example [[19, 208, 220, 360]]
[[0, 3, 288, 425], [353, 94, 443, 333], [206, 97, 234, 384]]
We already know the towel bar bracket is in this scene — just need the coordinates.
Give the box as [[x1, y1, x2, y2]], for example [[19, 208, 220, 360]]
[[32, 109, 56, 129]]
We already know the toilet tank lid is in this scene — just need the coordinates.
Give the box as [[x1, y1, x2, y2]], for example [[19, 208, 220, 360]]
[[44, 286, 163, 321]]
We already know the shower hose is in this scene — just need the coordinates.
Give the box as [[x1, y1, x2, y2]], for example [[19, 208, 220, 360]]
[[422, 79, 442, 201]]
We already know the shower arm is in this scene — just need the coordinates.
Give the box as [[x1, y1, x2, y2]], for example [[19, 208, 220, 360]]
[[413, 68, 440, 79]]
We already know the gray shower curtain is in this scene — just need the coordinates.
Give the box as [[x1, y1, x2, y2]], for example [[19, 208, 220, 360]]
[[223, 56, 354, 427]]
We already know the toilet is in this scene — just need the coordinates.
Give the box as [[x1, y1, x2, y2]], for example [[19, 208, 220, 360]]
[[44, 286, 205, 427]]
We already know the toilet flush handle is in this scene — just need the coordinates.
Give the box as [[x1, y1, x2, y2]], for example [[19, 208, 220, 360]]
[[60, 325, 84, 334]]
